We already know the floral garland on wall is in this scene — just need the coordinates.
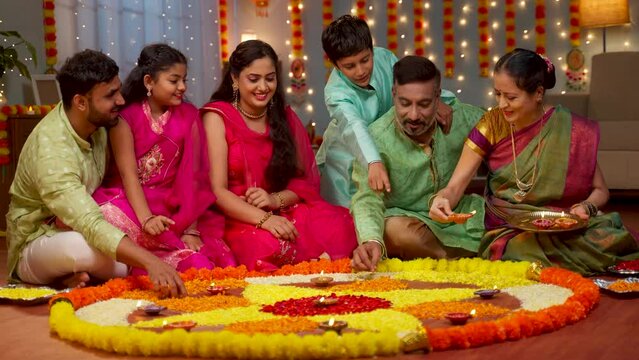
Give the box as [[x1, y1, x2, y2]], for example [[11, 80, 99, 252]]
[[49, 258, 599, 358], [413, 0, 426, 57], [42, 0, 57, 70], [387, 0, 399, 55], [219, 0, 229, 63], [0, 105, 55, 166], [322, 0, 333, 76], [565, 0, 586, 91], [505, 0, 516, 52], [288, 0, 307, 104], [354, 0, 366, 21], [442, 0, 455, 78], [478, 0, 490, 77], [535, 0, 546, 55]]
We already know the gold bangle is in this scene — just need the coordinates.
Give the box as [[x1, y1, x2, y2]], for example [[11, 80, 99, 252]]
[[256, 211, 273, 229], [141, 215, 156, 230], [427, 192, 441, 209], [273, 192, 285, 212]]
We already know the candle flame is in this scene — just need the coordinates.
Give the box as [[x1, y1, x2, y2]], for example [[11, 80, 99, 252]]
[[162, 320, 168, 326], [319, 296, 325, 303], [470, 309, 476, 317], [136, 300, 143, 307], [209, 282, 216, 287], [493, 285, 498, 290], [328, 318, 335, 326], [28, 106, 33, 112], [320, 270, 324, 276], [470, 210, 477, 215], [561, 211, 565, 217], [541, 213, 545, 219]]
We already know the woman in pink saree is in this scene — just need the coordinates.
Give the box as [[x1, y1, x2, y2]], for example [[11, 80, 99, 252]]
[[201, 40, 357, 271], [93, 44, 236, 273]]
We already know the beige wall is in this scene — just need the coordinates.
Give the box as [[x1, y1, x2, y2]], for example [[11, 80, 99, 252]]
[[0, 0, 45, 104]]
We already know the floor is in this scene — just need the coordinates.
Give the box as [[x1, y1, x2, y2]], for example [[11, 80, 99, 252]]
[[0, 197, 638, 360]]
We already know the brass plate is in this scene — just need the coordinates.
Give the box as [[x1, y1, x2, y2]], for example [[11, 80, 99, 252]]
[[592, 277, 639, 294], [508, 211, 587, 233]]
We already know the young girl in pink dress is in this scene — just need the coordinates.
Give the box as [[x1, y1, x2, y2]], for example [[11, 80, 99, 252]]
[[201, 40, 357, 271], [93, 44, 236, 273]]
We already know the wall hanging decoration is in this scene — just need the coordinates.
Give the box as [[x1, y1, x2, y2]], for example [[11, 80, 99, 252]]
[[322, 0, 333, 76], [387, 0, 399, 55], [565, 0, 586, 91], [219, 0, 229, 63], [413, 0, 426, 57], [443, 0, 455, 77], [355, 0, 367, 21], [252, 0, 270, 17], [535, 0, 546, 55], [0, 105, 54, 168], [289, 0, 307, 104], [42, 0, 57, 71], [505, 0, 516, 52], [478, 0, 490, 77]]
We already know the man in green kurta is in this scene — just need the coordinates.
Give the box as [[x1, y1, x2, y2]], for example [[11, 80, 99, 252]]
[[6, 50, 185, 296], [350, 56, 486, 271]]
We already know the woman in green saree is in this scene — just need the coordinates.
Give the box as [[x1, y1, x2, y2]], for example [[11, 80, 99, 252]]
[[429, 48, 639, 275]]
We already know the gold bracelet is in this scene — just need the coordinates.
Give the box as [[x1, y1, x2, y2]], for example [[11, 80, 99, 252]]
[[427, 192, 441, 209], [273, 192, 285, 212], [256, 211, 273, 229]]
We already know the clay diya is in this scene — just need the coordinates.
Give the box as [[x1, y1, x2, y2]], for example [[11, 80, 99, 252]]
[[474, 289, 501, 299], [447, 210, 477, 224], [318, 318, 348, 334], [445, 312, 472, 325], [207, 282, 229, 295], [310, 271, 334, 287], [162, 320, 197, 331], [531, 217, 554, 230], [554, 217, 578, 229], [314, 296, 339, 307], [140, 304, 166, 315]]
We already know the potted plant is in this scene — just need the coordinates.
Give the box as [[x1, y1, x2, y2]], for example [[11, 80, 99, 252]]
[[0, 31, 37, 79]]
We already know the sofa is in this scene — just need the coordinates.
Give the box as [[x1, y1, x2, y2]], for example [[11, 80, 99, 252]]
[[545, 51, 639, 190]]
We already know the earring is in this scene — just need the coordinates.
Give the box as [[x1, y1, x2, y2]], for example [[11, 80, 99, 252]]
[[146, 88, 152, 97], [232, 83, 239, 106]]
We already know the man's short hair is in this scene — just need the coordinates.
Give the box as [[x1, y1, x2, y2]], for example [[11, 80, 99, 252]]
[[393, 56, 441, 89], [322, 15, 373, 64], [56, 49, 119, 109]]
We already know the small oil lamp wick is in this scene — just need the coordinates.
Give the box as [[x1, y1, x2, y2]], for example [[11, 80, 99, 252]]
[[319, 317, 348, 335], [314, 296, 339, 307]]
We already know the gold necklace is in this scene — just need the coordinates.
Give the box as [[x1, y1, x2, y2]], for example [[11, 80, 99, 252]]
[[510, 119, 543, 202], [234, 100, 267, 119]]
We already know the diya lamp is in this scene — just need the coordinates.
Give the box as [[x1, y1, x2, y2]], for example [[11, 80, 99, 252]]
[[445, 309, 475, 325], [314, 296, 339, 307], [26, 106, 35, 115], [207, 282, 229, 295], [137, 300, 167, 316], [554, 212, 578, 229], [310, 271, 334, 287], [319, 317, 348, 335], [531, 213, 553, 230], [162, 319, 197, 331], [474, 286, 501, 299]]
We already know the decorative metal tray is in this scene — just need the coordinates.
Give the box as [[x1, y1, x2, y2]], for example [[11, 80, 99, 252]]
[[607, 266, 639, 276], [0, 284, 65, 306], [508, 211, 587, 233], [592, 277, 639, 294]]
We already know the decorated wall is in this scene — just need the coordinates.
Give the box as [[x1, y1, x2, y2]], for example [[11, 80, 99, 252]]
[[0, 0, 638, 134]]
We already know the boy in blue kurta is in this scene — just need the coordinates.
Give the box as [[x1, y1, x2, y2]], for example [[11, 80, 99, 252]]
[[350, 56, 485, 271], [316, 15, 456, 208]]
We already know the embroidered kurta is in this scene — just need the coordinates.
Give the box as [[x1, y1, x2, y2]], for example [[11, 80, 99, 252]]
[[6, 103, 124, 280], [351, 99, 486, 254], [317, 47, 457, 207]]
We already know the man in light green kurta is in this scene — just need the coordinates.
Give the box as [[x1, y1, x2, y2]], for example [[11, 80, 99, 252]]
[[350, 56, 485, 271], [6, 50, 186, 296]]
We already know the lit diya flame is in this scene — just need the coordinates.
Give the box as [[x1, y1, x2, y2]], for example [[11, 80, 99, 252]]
[[470, 309, 476, 317], [27, 106, 35, 114], [531, 214, 553, 229], [311, 270, 334, 287], [319, 317, 347, 334]]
